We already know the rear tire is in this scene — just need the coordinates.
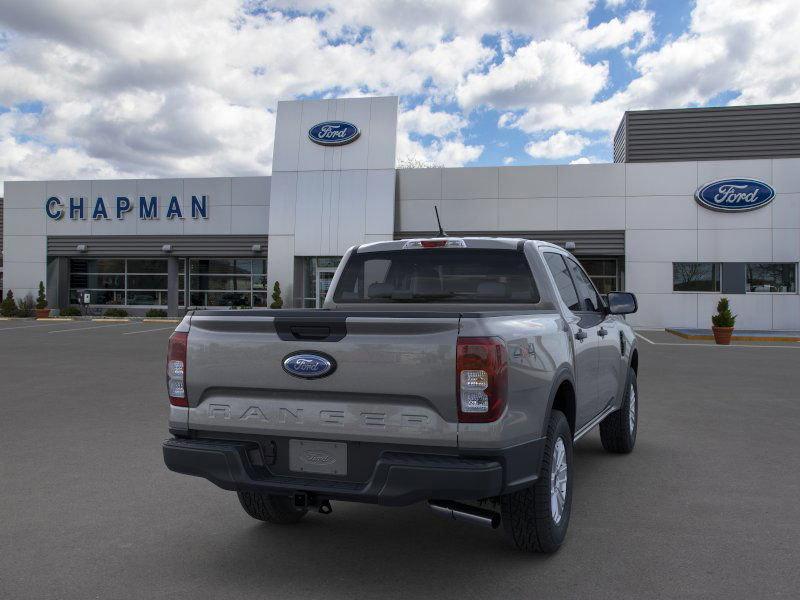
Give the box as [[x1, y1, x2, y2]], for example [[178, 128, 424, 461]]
[[599, 368, 638, 454], [237, 491, 308, 524], [500, 410, 573, 553]]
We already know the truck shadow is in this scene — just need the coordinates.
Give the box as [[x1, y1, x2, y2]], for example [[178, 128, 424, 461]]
[[168, 437, 618, 597]]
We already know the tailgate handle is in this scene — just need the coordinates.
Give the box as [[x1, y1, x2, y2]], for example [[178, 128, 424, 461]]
[[274, 318, 347, 342], [290, 325, 331, 340]]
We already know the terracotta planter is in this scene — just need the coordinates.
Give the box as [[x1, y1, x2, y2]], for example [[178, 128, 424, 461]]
[[35, 308, 51, 318], [712, 326, 734, 345]]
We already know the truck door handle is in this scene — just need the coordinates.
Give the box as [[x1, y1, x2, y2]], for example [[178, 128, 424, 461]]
[[575, 330, 588, 341], [598, 327, 608, 338]]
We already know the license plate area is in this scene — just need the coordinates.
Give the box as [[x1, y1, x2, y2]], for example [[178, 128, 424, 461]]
[[289, 439, 347, 476]]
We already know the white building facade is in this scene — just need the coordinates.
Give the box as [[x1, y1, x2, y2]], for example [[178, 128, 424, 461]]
[[3, 96, 799, 330]]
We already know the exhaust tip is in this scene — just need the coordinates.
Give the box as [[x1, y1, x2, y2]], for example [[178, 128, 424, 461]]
[[429, 500, 501, 529]]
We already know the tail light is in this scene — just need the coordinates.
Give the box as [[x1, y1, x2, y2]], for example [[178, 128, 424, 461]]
[[456, 337, 508, 423], [167, 331, 188, 407]]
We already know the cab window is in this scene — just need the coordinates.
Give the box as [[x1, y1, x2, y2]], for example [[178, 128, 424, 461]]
[[543, 253, 580, 312], [564, 257, 603, 312]]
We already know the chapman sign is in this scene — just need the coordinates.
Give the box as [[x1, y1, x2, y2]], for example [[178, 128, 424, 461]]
[[308, 121, 360, 146], [45, 195, 209, 221], [695, 179, 775, 212]]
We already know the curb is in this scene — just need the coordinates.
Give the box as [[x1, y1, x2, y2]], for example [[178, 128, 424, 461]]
[[142, 318, 180, 323], [36, 317, 75, 321], [665, 328, 800, 343], [91, 318, 131, 323]]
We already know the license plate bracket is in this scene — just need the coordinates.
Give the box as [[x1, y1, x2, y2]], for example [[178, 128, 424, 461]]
[[289, 439, 347, 476]]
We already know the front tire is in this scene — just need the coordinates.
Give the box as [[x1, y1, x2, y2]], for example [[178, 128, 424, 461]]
[[599, 367, 638, 453], [500, 410, 573, 553], [237, 491, 308, 524]]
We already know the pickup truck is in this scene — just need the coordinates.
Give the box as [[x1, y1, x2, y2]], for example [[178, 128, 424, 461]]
[[163, 237, 639, 553]]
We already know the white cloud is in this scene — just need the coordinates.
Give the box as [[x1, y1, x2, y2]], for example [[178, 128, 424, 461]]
[[398, 104, 466, 137], [525, 130, 589, 159], [457, 40, 608, 110], [396, 132, 483, 167], [572, 10, 653, 52], [569, 157, 592, 164], [503, 156, 515, 165]]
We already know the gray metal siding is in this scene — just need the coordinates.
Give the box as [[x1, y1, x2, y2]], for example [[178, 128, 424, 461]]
[[0, 198, 4, 271], [613, 114, 627, 163], [394, 230, 624, 256], [614, 103, 800, 162], [47, 235, 268, 257]]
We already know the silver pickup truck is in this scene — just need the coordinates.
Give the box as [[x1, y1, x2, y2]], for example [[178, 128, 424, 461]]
[[163, 237, 639, 553]]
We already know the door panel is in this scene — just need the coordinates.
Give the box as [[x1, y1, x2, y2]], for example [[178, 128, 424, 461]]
[[543, 252, 600, 427], [563, 256, 608, 420], [596, 317, 623, 409]]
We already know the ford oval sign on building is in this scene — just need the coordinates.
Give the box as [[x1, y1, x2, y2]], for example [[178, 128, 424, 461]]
[[695, 179, 775, 212], [282, 352, 336, 379], [308, 121, 360, 146]]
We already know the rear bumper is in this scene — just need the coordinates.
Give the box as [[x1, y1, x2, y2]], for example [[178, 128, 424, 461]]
[[163, 436, 545, 506]]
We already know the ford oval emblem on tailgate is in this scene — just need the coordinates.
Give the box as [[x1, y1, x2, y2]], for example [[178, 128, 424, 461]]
[[282, 352, 336, 379]]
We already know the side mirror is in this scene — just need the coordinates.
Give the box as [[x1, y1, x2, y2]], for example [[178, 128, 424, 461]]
[[607, 291, 637, 315]]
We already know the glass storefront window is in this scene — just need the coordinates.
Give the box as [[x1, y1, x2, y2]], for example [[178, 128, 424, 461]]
[[746, 263, 797, 293], [69, 258, 172, 306], [302, 257, 342, 308], [187, 258, 269, 308], [673, 263, 721, 292], [190, 259, 253, 274], [581, 258, 619, 295]]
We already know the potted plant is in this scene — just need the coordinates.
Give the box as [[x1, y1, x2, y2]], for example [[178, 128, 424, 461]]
[[35, 281, 50, 318], [711, 297, 736, 345]]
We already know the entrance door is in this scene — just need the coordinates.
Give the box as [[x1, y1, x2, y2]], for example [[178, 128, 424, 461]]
[[316, 268, 336, 308]]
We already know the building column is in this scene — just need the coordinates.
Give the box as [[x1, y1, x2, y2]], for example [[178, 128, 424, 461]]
[[167, 256, 179, 317], [56, 257, 70, 309]]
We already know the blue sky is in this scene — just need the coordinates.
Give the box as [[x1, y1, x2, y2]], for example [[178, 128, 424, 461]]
[[0, 0, 798, 189]]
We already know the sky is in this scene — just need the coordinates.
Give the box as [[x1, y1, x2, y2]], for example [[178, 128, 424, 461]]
[[0, 0, 799, 194]]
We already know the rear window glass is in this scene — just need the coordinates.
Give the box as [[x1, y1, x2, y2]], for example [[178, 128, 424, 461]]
[[333, 248, 539, 304]]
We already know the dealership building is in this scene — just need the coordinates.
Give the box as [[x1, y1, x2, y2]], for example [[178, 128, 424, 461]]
[[2, 97, 799, 330]]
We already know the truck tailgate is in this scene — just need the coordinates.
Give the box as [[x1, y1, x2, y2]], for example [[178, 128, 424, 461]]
[[186, 313, 460, 446]]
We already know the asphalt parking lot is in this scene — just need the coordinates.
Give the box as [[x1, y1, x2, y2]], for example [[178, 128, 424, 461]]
[[1, 320, 799, 599]]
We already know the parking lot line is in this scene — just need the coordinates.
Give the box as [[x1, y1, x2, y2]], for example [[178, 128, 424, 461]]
[[123, 326, 176, 335], [47, 322, 136, 334], [634, 331, 799, 349], [0, 322, 81, 332]]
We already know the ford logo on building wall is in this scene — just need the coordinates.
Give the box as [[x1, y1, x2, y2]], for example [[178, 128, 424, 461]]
[[282, 352, 336, 379], [695, 179, 775, 212], [308, 121, 360, 146]]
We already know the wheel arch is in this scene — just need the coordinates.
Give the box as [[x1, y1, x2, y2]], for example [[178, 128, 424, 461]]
[[546, 369, 577, 437]]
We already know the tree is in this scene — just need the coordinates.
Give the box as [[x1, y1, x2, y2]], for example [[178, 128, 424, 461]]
[[36, 281, 47, 310], [270, 281, 283, 309], [711, 297, 736, 328], [1, 290, 17, 317], [396, 155, 444, 169]]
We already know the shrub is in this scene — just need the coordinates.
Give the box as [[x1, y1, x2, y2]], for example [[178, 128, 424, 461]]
[[16, 293, 36, 318], [270, 281, 283, 309], [61, 307, 82, 317], [104, 308, 129, 318], [711, 297, 736, 328], [1, 290, 17, 317], [36, 281, 47, 310], [145, 309, 168, 318]]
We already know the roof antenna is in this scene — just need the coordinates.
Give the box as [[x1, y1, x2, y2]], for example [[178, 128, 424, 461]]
[[434, 205, 448, 237]]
